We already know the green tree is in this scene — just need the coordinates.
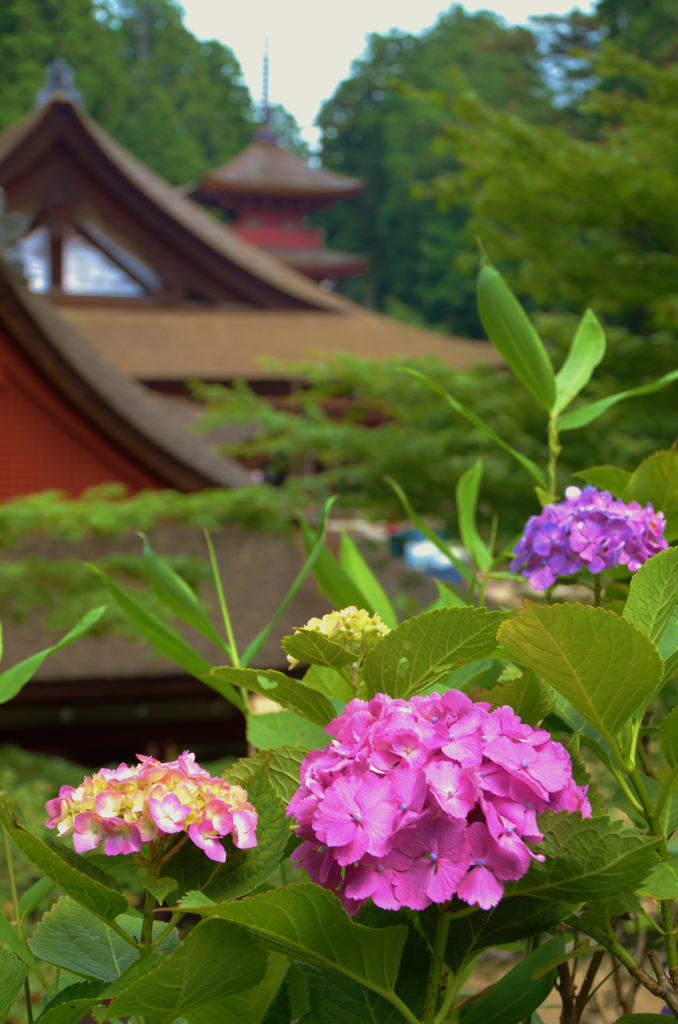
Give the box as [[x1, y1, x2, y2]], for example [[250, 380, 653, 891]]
[[314, 5, 555, 336]]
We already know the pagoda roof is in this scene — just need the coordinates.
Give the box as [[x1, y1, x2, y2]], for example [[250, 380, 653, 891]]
[[0, 256, 249, 490], [0, 97, 349, 311], [199, 133, 364, 200]]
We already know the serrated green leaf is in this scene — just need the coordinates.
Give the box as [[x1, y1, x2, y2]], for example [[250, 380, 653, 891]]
[[34, 980, 106, 1024], [558, 370, 678, 432], [282, 630, 357, 670], [184, 952, 290, 1024], [18, 876, 55, 918], [29, 898, 176, 981], [553, 309, 606, 414], [511, 812, 661, 902], [199, 883, 408, 1005], [363, 606, 515, 699], [100, 918, 267, 1024], [462, 933, 564, 1024], [339, 533, 398, 629], [209, 666, 336, 726], [139, 876, 178, 903], [469, 669, 556, 726], [624, 548, 678, 644], [0, 607, 106, 704], [247, 710, 330, 751], [659, 705, 678, 768], [456, 459, 492, 572], [636, 856, 678, 899], [0, 796, 128, 923], [165, 761, 289, 906], [476, 259, 556, 410], [141, 534, 228, 652], [0, 946, 26, 1022], [222, 746, 307, 805], [659, 607, 678, 681], [498, 602, 663, 743], [622, 448, 678, 541], [572, 466, 632, 498]]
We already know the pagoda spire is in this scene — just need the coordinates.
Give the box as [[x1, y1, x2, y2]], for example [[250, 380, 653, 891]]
[[255, 42, 278, 143], [35, 58, 82, 108]]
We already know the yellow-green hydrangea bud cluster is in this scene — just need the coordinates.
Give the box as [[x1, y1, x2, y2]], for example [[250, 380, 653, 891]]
[[287, 606, 390, 668]]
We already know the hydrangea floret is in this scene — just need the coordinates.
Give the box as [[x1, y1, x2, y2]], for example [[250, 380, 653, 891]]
[[511, 485, 668, 590], [287, 688, 589, 915], [46, 750, 257, 864], [287, 605, 390, 668]]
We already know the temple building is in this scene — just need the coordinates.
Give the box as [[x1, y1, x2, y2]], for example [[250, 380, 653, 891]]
[[0, 62, 496, 398]]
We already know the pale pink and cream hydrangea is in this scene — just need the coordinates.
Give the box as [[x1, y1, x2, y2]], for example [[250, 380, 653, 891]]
[[46, 751, 257, 863], [287, 690, 590, 915]]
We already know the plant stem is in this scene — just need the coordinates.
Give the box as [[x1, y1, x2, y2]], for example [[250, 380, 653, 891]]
[[23, 977, 33, 1024], [159, 833, 189, 866], [204, 527, 249, 712], [547, 414, 561, 502], [593, 573, 602, 608], [423, 906, 452, 1024], [151, 911, 185, 951], [2, 827, 38, 1019]]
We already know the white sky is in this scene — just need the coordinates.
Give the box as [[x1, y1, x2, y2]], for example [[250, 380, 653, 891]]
[[180, 0, 594, 148]]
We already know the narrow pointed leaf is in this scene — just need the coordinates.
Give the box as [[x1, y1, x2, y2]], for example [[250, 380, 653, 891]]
[[553, 309, 606, 414], [208, 666, 335, 725], [0, 906, 45, 979], [141, 534, 228, 652], [364, 606, 515, 699], [558, 369, 678, 431], [385, 475, 472, 582], [624, 548, 678, 643], [401, 370, 548, 488], [299, 515, 368, 610], [477, 259, 556, 410], [0, 606, 106, 704], [18, 876, 55, 917], [339, 532, 397, 628], [456, 459, 491, 571], [498, 602, 663, 741], [0, 795, 128, 923], [462, 933, 564, 1024], [241, 497, 336, 666]]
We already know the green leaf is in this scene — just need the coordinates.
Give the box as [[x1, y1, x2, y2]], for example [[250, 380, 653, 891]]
[[622, 448, 678, 541], [34, 980, 106, 1024], [0, 607, 106, 704], [0, 946, 26, 1022], [242, 497, 336, 667], [139, 876, 178, 903], [456, 459, 492, 572], [200, 883, 408, 1005], [184, 952, 290, 1024], [659, 607, 678, 681], [462, 933, 564, 1024], [247, 710, 330, 751], [303, 664, 353, 703], [100, 918, 268, 1024], [141, 534, 228, 652], [564, 733, 607, 817], [299, 515, 368, 610], [87, 564, 248, 713], [165, 762, 289, 906], [613, 775, 678, 837], [624, 548, 678, 643], [572, 466, 632, 498], [558, 370, 678, 431], [0, 795, 128, 923], [422, 580, 466, 611], [282, 630, 357, 670], [385, 475, 472, 582], [659, 706, 678, 768], [553, 309, 606, 415], [476, 259, 556, 410], [469, 669, 556, 726], [339, 532, 398, 628], [18, 876, 55, 917], [530, 938, 605, 980], [29, 899, 177, 981], [222, 746, 307, 805], [497, 602, 664, 743], [363, 606, 515, 700], [0, 906, 47, 979], [208, 667, 336, 726], [300, 961, 422, 1024], [636, 856, 678, 899], [511, 811, 661, 902]]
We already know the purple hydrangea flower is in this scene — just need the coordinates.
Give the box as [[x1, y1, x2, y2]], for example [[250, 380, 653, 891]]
[[511, 486, 668, 590], [286, 689, 589, 916]]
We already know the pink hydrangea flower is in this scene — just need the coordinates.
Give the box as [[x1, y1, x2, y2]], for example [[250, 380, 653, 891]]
[[287, 688, 589, 916], [46, 751, 257, 864]]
